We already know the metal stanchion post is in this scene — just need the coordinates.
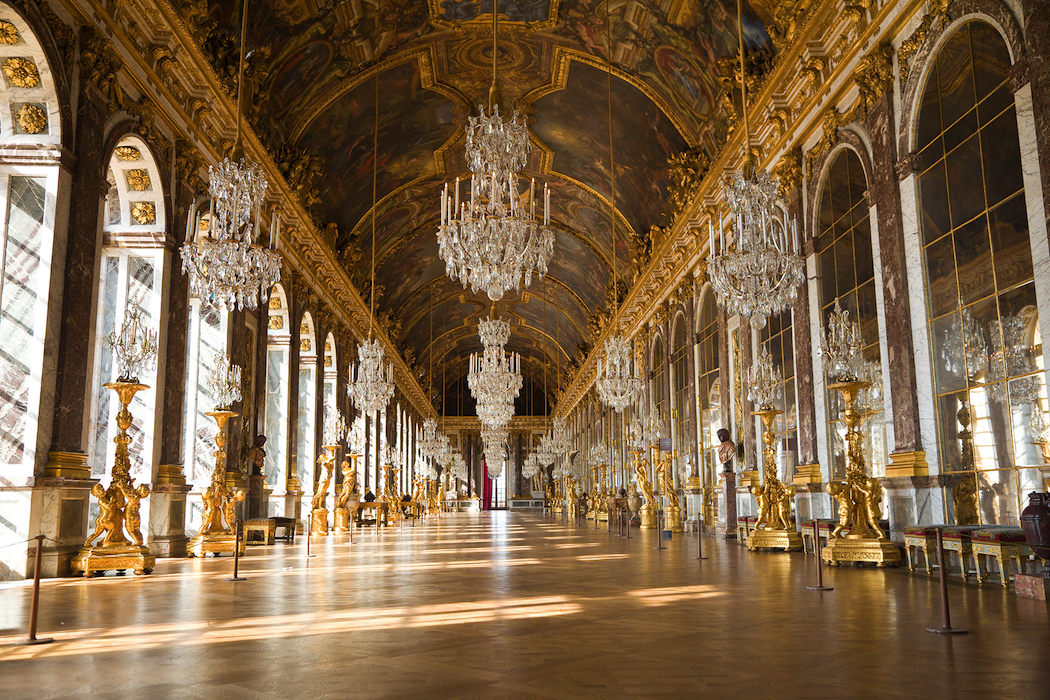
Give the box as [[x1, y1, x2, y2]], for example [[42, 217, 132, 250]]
[[928, 527, 968, 634], [694, 516, 707, 560], [808, 521, 832, 591], [654, 511, 665, 550], [18, 535, 53, 646], [306, 529, 314, 558], [225, 522, 247, 581]]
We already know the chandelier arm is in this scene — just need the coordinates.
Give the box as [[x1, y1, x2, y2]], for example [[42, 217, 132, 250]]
[[235, 0, 248, 150], [368, 70, 379, 341], [606, 0, 617, 319], [737, 0, 750, 169]]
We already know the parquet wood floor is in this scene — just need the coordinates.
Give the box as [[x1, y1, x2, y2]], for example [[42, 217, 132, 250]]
[[1, 512, 1048, 699]]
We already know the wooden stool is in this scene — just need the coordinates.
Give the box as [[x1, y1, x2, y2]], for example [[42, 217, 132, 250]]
[[802, 519, 837, 553], [941, 526, 985, 581], [736, 516, 749, 541], [272, 516, 297, 542], [904, 526, 940, 573], [243, 518, 275, 545], [970, 527, 1033, 586]]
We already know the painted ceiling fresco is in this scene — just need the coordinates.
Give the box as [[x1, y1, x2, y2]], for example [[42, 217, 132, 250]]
[[187, 0, 777, 400]]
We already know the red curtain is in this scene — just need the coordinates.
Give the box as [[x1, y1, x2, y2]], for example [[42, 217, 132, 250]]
[[482, 456, 492, 510]]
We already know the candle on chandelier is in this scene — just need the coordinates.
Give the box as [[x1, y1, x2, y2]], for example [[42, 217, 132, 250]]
[[530, 178, 535, 219], [792, 218, 799, 252], [269, 208, 277, 248], [708, 222, 715, 256], [275, 214, 282, 250]]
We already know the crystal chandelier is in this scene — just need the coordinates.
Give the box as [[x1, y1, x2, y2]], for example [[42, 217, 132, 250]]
[[346, 418, 366, 455], [707, 0, 803, 331], [419, 417, 441, 458], [551, 416, 571, 456], [180, 0, 281, 311], [747, 347, 782, 410], [482, 426, 508, 479], [323, 408, 346, 447], [588, 443, 608, 467], [627, 417, 646, 451], [436, 0, 555, 302], [348, 338, 394, 417], [646, 407, 663, 444], [987, 315, 1038, 404], [208, 352, 242, 410], [820, 298, 865, 383], [522, 452, 541, 480], [537, 432, 557, 466], [106, 306, 158, 383], [468, 316, 522, 427], [941, 307, 987, 381], [596, 334, 642, 412]]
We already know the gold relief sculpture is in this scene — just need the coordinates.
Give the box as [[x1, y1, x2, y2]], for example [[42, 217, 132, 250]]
[[130, 201, 156, 225], [821, 381, 900, 567], [324, 355, 332, 367], [268, 315, 284, 330], [14, 103, 46, 134], [4, 57, 39, 88], [0, 20, 20, 45], [72, 382, 156, 576], [268, 293, 282, 310], [311, 445, 336, 534], [746, 408, 803, 551], [188, 410, 246, 557], [114, 146, 141, 161], [630, 450, 659, 529], [125, 169, 152, 191], [545, 480, 554, 509], [656, 453, 684, 533], [300, 338, 311, 352]]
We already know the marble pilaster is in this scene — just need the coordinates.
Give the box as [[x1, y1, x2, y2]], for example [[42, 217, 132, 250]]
[[866, 94, 925, 465]]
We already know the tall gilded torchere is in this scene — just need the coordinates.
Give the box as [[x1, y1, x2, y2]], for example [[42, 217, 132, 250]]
[[628, 417, 659, 529], [657, 451, 684, 533], [744, 347, 802, 551], [820, 301, 899, 566], [189, 354, 246, 557], [335, 420, 363, 532], [311, 446, 337, 535], [74, 307, 158, 577]]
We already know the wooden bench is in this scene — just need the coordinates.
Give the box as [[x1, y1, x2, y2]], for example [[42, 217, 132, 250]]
[[356, 501, 389, 528], [272, 516, 297, 542]]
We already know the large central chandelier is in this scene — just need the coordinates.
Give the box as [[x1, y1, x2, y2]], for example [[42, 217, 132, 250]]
[[181, 0, 280, 311], [348, 70, 394, 418], [436, 0, 554, 302], [708, 0, 803, 330], [468, 316, 522, 427]]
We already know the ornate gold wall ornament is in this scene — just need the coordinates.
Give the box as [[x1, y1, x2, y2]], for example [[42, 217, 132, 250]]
[[800, 57, 825, 94], [130, 201, 156, 225], [125, 169, 152, 192], [268, 315, 284, 330], [79, 28, 123, 97], [14, 103, 46, 134], [300, 338, 311, 352], [0, 20, 20, 45], [268, 293, 282, 310], [899, 2, 949, 87], [3, 57, 38, 87], [771, 0, 815, 49], [115, 146, 141, 161], [324, 339, 331, 353], [189, 410, 246, 557], [853, 42, 894, 112], [774, 148, 802, 198], [324, 355, 332, 368], [770, 107, 791, 138], [300, 321, 310, 336], [667, 147, 712, 222]]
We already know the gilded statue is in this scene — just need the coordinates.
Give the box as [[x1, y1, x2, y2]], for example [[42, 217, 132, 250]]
[[121, 483, 150, 546], [827, 481, 854, 538], [335, 457, 358, 509], [312, 452, 334, 511], [84, 482, 126, 548], [635, 458, 657, 511]]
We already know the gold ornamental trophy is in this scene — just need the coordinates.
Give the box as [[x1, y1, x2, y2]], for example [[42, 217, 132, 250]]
[[73, 308, 158, 577], [627, 415, 659, 529], [311, 409, 347, 535], [189, 354, 247, 557], [657, 451, 684, 533], [745, 348, 803, 551], [820, 301, 899, 567], [334, 418, 363, 532]]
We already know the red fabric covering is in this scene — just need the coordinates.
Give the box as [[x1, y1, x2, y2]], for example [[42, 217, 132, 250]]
[[942, 525, 985, 541], [482, 456, 492, 510], [972, 527, 1026, 543]]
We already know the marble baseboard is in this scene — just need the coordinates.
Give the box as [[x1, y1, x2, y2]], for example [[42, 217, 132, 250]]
[[147, 534, 189, 558], [1014, 574, 1049, 601]]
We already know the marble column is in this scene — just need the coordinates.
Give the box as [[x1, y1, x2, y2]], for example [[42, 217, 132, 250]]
[[866, 94, 928, 477], [786, 181, 821, 485], [36, 81, 109, 576], [285, 290, 303, 530]]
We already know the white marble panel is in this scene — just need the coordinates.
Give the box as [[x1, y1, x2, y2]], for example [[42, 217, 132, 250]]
[[868, 204, 896, 454], [899, 174, 941, 472], [807, 255, 830, 481]]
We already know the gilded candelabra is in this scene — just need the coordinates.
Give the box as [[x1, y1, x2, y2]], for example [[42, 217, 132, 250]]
[[310, 445, 337, 535], [821, 380, 899, 566], [189, 409, 247, 556], [745, 408, 802, 551], [656, 450, 684, 533], [951, 392, 980, 525], [72, 381, 156, 576], [629, 450, 659, 529], [334, 453, 360, 532], [190, 353, 246, 557]]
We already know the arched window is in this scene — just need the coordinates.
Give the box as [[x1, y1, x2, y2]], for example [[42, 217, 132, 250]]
[[650, 334, 666, 432], [758, 309, 797, 481], [670, 313, 690, 485], [815, 148, 886, 478], [917, 20, 1046, 524], [297, 312, 317, 493], [323, 331, 337, 409], [264, 285, 291, 504], [89, 136, 167, 487], [696, 289, 721, 488], [0, 6, 63, 479]]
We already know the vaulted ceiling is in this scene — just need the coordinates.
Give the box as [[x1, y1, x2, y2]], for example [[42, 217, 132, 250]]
[[186, 0, 777, 409]]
